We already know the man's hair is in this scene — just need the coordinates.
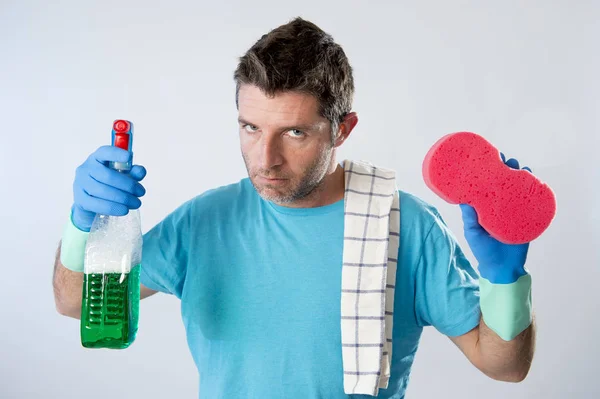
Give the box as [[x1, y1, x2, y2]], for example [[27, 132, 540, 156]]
[[234, 17, 354, 141]]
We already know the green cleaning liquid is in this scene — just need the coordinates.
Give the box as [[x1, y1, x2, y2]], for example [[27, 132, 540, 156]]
[[81, 264, 141, 349]]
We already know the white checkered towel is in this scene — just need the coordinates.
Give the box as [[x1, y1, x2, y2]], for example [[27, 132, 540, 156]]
[[341, 160, 400, 396]]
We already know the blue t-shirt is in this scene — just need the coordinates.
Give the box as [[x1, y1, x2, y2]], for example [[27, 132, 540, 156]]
[[140, 178, 481, 398]]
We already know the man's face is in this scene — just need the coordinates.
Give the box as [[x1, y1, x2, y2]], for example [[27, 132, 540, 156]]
[[238, 84, 336, 206]]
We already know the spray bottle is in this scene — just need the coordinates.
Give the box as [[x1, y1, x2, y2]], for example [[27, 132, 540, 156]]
[[80, 119, 142, 349]]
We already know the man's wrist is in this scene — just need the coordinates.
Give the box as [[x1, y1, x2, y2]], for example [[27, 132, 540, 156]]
[[60, 213, 89, 272], [479, 273, 533, 341]]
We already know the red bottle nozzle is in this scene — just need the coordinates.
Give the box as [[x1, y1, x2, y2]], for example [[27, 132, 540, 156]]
[[113, 120, 131, 151], [113, 120, 130, 134]]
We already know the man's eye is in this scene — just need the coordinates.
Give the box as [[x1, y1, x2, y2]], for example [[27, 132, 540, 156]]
[[243, 124, 258, 133], [288, 129, 305, 138]]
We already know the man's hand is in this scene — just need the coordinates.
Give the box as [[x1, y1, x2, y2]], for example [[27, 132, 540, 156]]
[[460, 154, 532, 285], [451, 153, 535, 382]]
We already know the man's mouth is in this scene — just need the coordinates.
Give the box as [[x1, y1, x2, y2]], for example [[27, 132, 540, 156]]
[[258, 175, 288, 184]]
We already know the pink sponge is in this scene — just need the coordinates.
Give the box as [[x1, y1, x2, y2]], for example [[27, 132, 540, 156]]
[[422, 131, 556, 244]]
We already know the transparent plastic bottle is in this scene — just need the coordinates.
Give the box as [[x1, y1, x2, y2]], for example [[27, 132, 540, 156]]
[[80, 120, 142, 349]]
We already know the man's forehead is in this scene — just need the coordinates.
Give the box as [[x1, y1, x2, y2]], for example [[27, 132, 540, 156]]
[[238, 84, 325, 125]]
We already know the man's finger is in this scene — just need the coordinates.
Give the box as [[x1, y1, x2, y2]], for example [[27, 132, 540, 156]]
[[130, 165, 147, 181], [92, 145, 132, 164], [505, 158, 520, 170]]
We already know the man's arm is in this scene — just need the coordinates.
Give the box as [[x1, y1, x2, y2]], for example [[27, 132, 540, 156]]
[[450, 156, 537, 382], [449, 315, 535, 382], [53, 241, 157, 319]]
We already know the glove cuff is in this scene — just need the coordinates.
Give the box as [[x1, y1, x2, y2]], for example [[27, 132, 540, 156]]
[[480, 273, 533, 341], [60, 213, 89, 272]]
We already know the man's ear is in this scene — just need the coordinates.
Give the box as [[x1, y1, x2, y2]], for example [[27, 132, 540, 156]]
[[334, 112, 358, 147]]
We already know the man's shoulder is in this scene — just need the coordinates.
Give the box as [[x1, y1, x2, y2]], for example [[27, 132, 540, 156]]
[[157, 178, 253, 228], [397, 189, 464, 252], [194, 178, 250, 200], [187, 177, 254, 213], [396, 189, 454, 242], [398, 189, 442, 223]]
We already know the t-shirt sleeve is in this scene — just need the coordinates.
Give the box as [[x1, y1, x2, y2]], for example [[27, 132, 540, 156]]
[[414, 210, 482, 337], [139, 200, 192, 299]]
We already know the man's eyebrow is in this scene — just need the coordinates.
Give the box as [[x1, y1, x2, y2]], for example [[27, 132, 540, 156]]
[[237, 117, 321, 132], [237, 117, 253, 125]]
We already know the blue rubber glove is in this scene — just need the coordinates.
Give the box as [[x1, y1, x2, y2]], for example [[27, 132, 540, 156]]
[[459, 154, 532, 284], [71, 145, 147, 232]]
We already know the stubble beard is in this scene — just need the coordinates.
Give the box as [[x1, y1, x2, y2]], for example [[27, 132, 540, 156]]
[[243, 147, 333, 205]]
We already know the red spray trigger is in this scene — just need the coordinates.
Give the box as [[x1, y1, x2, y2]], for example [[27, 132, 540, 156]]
[[113, 120, 131, 151]]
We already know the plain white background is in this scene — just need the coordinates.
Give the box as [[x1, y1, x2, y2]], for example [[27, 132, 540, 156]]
[[2, 1, 598, 398]]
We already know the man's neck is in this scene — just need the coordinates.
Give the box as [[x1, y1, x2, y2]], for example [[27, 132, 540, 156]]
[[310, 164, 345, 207]]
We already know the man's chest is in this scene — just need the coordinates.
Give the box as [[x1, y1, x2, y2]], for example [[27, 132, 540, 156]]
[[181, 219, 345, 343]]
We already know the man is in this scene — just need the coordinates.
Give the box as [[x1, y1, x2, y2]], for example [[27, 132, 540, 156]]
[[54, 17, 535, 398]]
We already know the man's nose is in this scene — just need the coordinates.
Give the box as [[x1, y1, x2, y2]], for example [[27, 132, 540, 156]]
[[259, 134, 284, 169]]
